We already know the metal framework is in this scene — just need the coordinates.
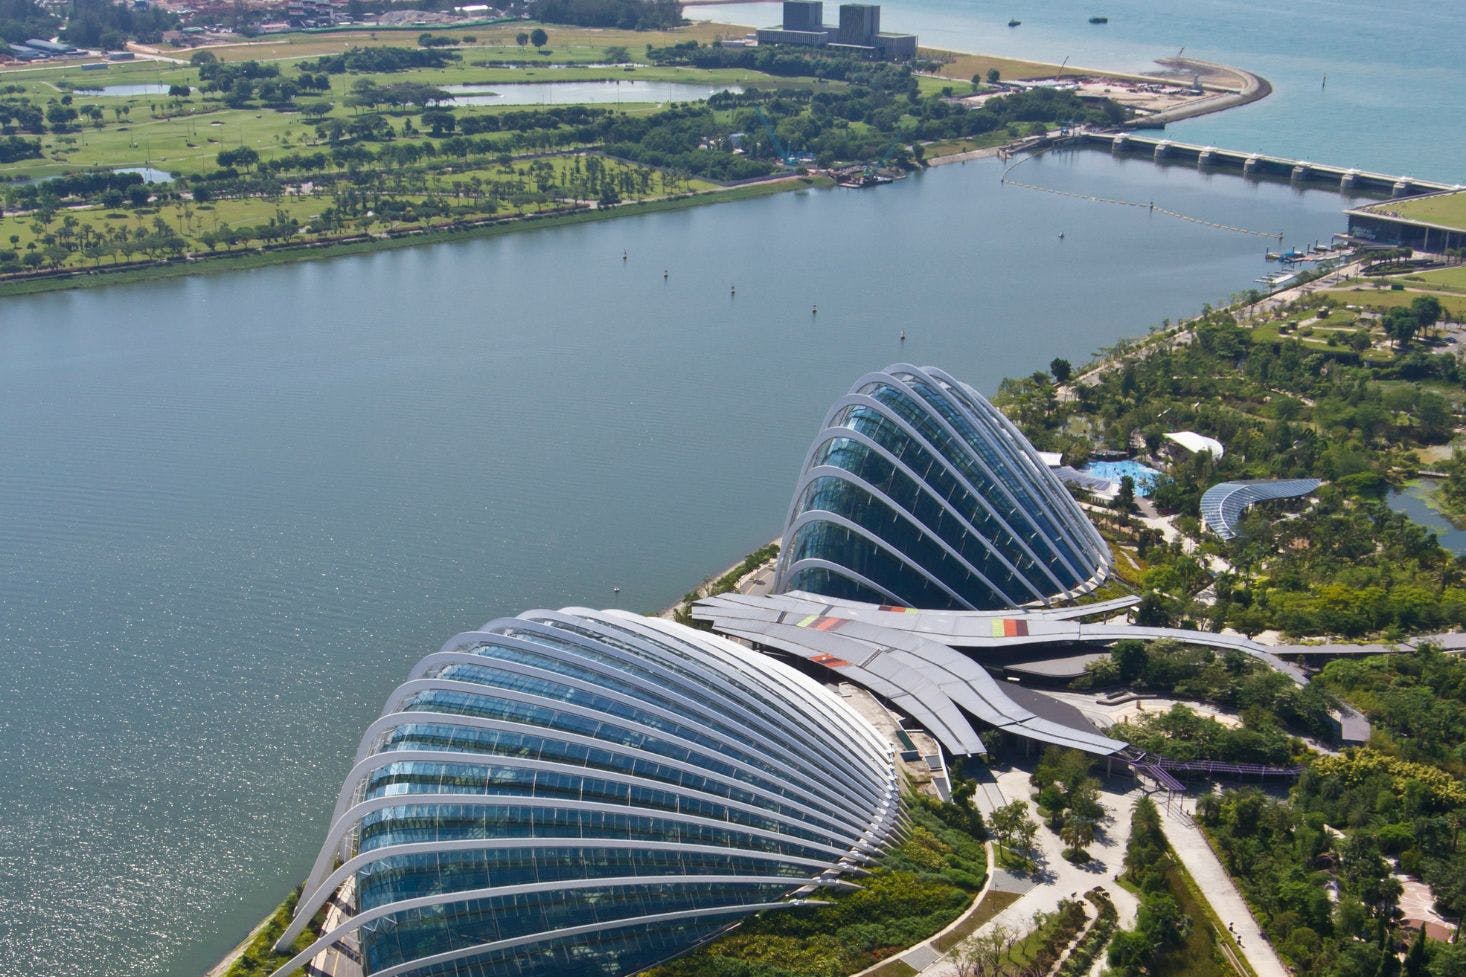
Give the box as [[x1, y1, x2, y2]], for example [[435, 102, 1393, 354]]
[[271, 609, 901, 977], [773, 364, 1111, 610], [1200, 478, 1322, 541]]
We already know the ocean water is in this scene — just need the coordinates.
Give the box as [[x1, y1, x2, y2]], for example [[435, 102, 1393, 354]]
[[690, 0, 1466, 183]]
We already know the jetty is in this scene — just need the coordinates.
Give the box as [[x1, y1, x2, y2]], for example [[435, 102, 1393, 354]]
[[1082, 132, 1460, 196]]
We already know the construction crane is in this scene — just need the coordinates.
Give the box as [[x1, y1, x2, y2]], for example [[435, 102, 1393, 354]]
[[755, 106, 803, 167]]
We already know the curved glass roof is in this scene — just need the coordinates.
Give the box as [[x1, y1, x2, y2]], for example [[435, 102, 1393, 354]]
[[774, 364, 1111, 610], [1200, 478, 1322, 541], [269, 609, 900, 977]]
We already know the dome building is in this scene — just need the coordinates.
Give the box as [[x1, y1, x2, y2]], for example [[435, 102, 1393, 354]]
[[774, 364, 1110, 610], [269, 608, 901, 977]]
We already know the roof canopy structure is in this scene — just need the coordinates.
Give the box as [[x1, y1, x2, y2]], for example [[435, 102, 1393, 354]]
[[1200, 478, 1322, 541], [1164, 431, 1224, 457], [694, 592, 1131, 758]]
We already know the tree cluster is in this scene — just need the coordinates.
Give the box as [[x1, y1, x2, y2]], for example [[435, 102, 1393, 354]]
[[1107, 798, 1191, 976], [532, 0, 683, 30]]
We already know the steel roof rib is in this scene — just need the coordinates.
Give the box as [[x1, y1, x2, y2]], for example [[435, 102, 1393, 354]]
[[1200, 478, 1322, 541]]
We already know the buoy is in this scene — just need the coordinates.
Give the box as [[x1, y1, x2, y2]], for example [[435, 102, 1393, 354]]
[[899, 330, 906, 342], [622, 250, 628, 261], [811, 305, 817, 315], [730, 284, 736, 295], [663, 269, 668, 279]]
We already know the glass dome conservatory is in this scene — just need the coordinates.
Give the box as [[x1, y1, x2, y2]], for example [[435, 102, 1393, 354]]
[[269, 608, 900, 977], [775, 364, 1110, 610]]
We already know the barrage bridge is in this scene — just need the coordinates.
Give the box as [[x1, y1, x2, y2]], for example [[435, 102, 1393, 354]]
[[1081, 132, 1461, 197]]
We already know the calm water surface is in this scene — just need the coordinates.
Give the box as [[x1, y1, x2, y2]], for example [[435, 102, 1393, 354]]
[[1387, 481, 1466, 556], [444, 80, 743, 104], [691, 0, 1466, 182], [0, 153, 1368, 977]]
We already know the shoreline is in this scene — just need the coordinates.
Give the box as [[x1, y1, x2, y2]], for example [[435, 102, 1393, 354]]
[[0, 27, 1272, 300], [0, 176, 819, 298]]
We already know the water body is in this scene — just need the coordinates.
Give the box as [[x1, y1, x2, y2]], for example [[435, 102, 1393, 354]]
[[74, 83, 172, 96], [443, 80, 742, 105], [113, 165, 176, 183], [1080, 459, 1161, 496], [1387, 481, 1466, 556], [689, 0, 1466, 183], [0, 153, 1362, 977]]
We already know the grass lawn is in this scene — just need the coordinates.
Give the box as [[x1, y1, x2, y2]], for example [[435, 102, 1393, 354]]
[[931, 888, 1022, 953], [0, 152, 716, 263], [1410, 265, 1466, 292], [189, 20, 732, 63], [1324, 286, 1466, 320], [1375, 190, 1466, 231], [923, 130, 1015, 158]]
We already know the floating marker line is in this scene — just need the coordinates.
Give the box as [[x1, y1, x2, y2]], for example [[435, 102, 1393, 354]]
[[999, 146, 1283, 240], [1001, 176, 1283, 239]]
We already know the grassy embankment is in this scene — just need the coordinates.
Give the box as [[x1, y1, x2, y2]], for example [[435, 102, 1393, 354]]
[[0, 174, 822, 297], [1372, 189, 1466, 230]]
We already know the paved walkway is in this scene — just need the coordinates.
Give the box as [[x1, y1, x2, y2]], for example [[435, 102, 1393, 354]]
[[1157, 798, 1289, 977], [913, 768, 1141, 976]]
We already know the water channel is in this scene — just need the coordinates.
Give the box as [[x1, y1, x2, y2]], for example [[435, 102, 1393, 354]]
[[442, 80, 744, 105]]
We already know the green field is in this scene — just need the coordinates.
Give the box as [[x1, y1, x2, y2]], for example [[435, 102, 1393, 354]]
[[1412, 265, 1466, 291], [1325, 285, 1466, 320], [1371, 189, 1466, 231]]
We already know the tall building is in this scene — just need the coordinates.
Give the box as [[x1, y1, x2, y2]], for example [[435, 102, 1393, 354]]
[[836, 3, 879, 46], [269, 608, 901, 977], [755, 0, 917, 60], [774, 364, 1111, 610]]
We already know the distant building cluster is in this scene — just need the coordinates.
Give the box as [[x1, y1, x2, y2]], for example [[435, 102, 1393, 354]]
[[4, 38, 83, 62], [756, 0, 917, 61]]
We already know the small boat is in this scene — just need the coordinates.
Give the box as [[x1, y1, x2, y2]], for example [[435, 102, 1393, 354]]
[[1008, 18, 1021, 27], [1089, 15, 1108, 23]]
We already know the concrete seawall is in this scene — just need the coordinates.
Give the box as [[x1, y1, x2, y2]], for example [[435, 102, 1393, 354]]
[[1131, 57, 1272, 126]]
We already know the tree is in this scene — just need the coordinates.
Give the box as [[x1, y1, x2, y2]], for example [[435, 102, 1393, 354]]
[[987, 67, 1000, 84], [1049, 357, 1072, 384], [1060, 813, 1095, 860], [991, 800, 1038, 855], [1116, 474, 1136, 512], [955, 925, 1016, 977], [515, 31, 529, 45], [1384, 306, 1419, 348], [1411, 295, 1443, 334], [530, 27, 548, 47]]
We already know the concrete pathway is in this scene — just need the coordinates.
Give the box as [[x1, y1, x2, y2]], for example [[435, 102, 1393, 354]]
[[913, 768, 1141, 976], [1156, 798, 1289, 977]]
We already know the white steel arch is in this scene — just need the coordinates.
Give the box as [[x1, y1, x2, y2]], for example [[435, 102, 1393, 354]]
[[277, 610, 900, 977]]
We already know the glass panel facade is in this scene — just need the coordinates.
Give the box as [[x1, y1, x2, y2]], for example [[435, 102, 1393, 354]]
[[284, 609, 899, 977], [775, 365, 1109, 610]]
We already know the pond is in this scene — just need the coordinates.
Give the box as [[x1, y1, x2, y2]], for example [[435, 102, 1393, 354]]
[[74, 83, 172, 97], [114, 166, 174, 183], [442, 80, 742, 105], [1386, 480, 1466, 556]]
